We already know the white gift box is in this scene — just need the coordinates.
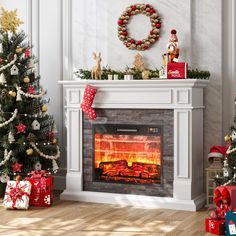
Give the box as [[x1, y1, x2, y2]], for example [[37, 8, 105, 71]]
[[3, 180, 32, 210]]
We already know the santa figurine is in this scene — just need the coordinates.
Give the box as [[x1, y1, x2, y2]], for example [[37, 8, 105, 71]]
[[167, 29, 179, 62]]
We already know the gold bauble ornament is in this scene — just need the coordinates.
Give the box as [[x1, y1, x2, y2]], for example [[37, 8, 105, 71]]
[[23, 76, 30, 83], [41, 104, 48, 112], [26, 148, 33, 155], [16, 48, 23, 54], [52, 138, 57, 144], [9, 91, 16, 97]]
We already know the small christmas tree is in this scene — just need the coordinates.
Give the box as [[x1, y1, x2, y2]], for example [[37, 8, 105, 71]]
[[0, 8, 60, 182]]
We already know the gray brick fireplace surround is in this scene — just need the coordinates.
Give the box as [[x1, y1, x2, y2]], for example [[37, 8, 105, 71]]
[[83, 109, 174, 197]]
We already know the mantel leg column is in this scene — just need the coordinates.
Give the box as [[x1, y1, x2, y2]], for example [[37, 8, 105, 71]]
[[61, 108, 83, 199], [173, 109, 192, 200]]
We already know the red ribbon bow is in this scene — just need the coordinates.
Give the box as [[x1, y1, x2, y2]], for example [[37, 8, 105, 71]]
[[5, 181, 30, 209], [26, 170, 48, 192], [213, 187, 231, 219]]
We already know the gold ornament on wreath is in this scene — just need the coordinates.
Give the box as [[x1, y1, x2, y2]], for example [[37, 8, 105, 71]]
[[117, 4, 162, 51]]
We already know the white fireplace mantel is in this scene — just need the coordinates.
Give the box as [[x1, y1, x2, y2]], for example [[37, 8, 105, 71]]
[[59, 79, 209, 211]]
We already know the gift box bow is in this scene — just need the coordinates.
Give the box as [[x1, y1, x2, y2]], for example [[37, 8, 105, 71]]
[[5, 181, 30, 209], [25, 170, 50, 192], [213, 187, 231, 219]]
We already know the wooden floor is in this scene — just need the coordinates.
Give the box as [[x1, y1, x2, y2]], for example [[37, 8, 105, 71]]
[[0, 200, 214, 236]]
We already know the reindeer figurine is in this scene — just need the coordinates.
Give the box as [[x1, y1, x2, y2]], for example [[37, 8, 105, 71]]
[[91, 52, 102, 80]]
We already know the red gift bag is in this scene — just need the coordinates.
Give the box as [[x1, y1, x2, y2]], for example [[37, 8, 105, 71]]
[[26, 170, 53, 207], [167, 62, 188, 79], [205, 218, 225, 235]]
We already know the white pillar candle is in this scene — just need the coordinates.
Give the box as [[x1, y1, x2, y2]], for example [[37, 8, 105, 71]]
[[108, 74, 113, 80], [126, 75, 133, 80], [113, 74, 118, 80]]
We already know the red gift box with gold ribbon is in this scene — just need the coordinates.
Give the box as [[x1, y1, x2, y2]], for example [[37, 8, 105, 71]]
[[26, 170, 53, 207]]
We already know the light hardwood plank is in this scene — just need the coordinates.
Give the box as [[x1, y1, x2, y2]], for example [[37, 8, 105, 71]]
[[0, 200, 215, 236]]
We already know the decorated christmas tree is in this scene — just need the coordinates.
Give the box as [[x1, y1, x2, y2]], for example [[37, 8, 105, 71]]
[[214, 97, 236, 186], [0, 8, 60, 183]]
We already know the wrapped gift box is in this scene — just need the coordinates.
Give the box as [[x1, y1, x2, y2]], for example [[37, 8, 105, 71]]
[[215, 186, 236, 212], [3, 180, 31, 209], [26, 170, 53, 207], [167, 62, 188, 79], [205, 218, 225, 235], [226, 211, 236, 235]]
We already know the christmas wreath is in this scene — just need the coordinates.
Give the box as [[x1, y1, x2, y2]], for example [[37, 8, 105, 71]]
[[117, 4, 161, 51]]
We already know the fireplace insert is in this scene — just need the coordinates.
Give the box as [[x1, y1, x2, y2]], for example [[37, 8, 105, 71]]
[[93, 124, 162, 184]]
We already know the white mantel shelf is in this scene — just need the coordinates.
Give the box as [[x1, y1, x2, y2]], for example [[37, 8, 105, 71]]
[[59, 79, 209, 211]]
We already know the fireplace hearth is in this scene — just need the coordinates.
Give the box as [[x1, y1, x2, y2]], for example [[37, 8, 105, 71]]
[[93, 124, 162, 184]]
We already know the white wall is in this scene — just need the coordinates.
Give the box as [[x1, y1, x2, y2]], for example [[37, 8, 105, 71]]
[[71, 0, 191, 72], [1, 0, 235, 190]]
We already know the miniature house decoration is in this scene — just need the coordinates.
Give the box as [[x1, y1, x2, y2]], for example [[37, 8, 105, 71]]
[[31, 120, 40, 130], [10, 64, 19, 75]]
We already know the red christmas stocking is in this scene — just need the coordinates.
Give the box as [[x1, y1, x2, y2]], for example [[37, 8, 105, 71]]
[[80, 85, 97, 120]]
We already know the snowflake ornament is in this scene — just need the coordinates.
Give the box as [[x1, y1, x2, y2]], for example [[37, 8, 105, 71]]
[[44, 195, 51, 205], [0, 8, 23, 33]]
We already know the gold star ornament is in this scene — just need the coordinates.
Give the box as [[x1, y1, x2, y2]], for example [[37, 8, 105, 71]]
[[0, 8, 23, 33]]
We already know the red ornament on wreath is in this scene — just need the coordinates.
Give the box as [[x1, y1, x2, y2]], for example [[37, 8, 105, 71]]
[[117, 3, 162, 51]]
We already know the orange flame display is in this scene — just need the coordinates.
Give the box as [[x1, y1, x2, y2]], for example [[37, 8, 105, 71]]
[[94, 134, 161, 168]]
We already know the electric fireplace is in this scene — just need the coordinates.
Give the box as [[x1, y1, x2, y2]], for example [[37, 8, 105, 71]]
[[93, 124, 162, 185], [60, 79, 208, 210]]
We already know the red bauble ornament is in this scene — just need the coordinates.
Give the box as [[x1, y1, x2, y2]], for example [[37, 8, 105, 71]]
[[150, 30, 154, 35], [131, 6, 136, 11], [149, 9, 156, 14], [28, 85, 35, 94], [24, 48, 30, 58], [130, 39, 135, 44], [0, 58, 3, 63], [16, 123, 27, 134], [171, 29, 177, 34], [137, 40, 142, 45], [117, 19, 123, 25], [156, 23, 161, 28], [122, 31, 128, 36], [47, 131, 54, 142], [12, 162, 23, 172]]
